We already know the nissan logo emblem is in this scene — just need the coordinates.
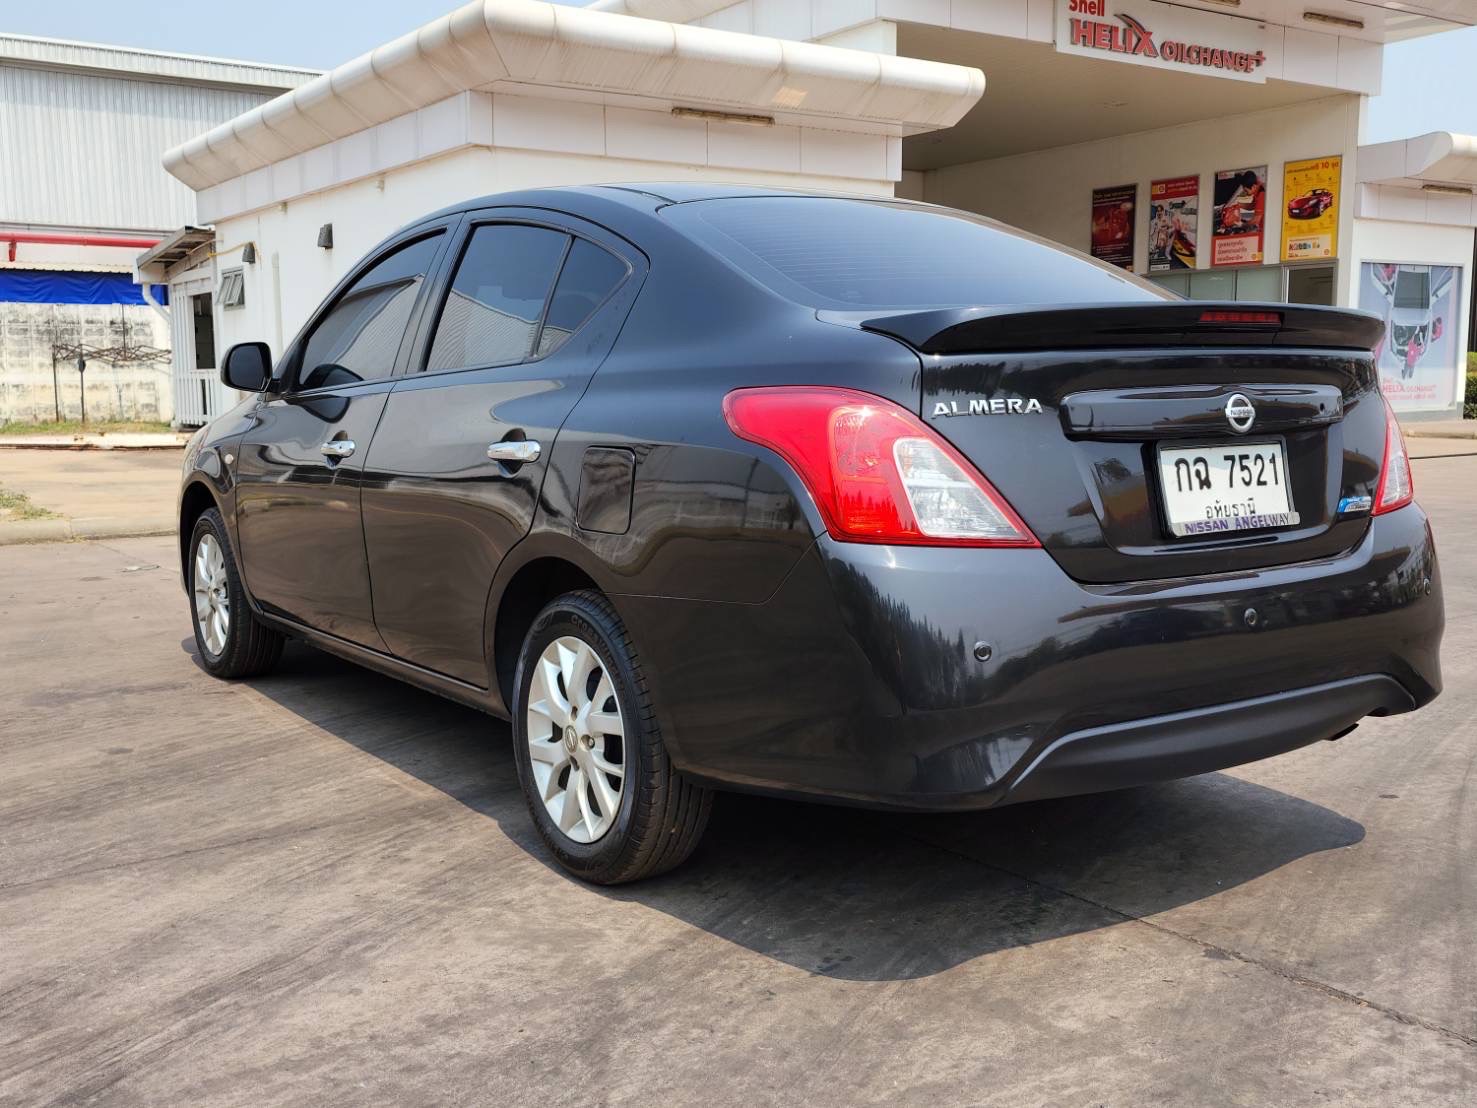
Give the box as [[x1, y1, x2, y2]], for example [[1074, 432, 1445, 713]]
[[1225, 393, 1256, 434]]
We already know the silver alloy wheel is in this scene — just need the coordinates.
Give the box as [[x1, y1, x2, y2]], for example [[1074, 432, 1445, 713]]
[[526, 634, 626, 844], [193, 532, 230, 657]]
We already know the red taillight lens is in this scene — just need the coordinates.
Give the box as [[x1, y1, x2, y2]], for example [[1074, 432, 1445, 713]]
[[722, 386, 1038, 547], [1374, 396, 1414, 515]]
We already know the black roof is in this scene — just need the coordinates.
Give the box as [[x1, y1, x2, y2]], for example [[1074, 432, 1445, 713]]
[[413, 181, 910, 223], [592, 182, 856, 204], [396, 182, 928, 253]]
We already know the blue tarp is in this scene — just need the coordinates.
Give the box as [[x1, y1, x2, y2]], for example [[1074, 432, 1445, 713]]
[[0, 270, 169, 306]]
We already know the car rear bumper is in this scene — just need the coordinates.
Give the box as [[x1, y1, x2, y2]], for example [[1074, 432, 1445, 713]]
[[1003, 674, 1412, 805], [614, 503, 1442, 811]]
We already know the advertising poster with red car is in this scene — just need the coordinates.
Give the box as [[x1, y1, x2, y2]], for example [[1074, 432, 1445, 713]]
[[1361, 262, 1463, 412], [1091, 184, 1136, 270], [1211, 166, 1266, 267], [1148, 175, 1198, 272], [1282, 155, 1340, 262]]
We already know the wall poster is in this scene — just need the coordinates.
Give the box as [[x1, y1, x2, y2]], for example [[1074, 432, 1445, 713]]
[[1211, 166, 1267, 267], [1281, 155, 1340, 262], [1360, 262, 1464, 412], [1091, 184, 1137, 270], [1148, 175, 1199, 272]]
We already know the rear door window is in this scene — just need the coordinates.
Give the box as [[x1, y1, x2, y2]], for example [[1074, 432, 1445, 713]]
[[666, 196, 1168, 311], [425, 224, 569, 372], [536, 239, 630, 357]]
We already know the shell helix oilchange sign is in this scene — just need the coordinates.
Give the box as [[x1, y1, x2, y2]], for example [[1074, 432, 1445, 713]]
[[1281, 156, 1341, 263], [1056, 0, 1269, 84]]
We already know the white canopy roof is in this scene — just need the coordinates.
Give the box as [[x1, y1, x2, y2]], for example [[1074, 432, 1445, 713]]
[[162, 0, 984, 192], [1358, 132, 1477, 190]]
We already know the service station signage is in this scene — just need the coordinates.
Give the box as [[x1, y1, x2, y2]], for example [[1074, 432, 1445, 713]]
[[1057, 0, 1269, 85]]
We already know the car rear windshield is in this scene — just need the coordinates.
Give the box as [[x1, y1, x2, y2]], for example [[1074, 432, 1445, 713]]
[[1393, 270, 1431, 309], [666, 196, 1169, 311]]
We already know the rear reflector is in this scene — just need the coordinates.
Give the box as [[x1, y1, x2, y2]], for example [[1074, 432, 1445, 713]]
[[1374, 397, 1414, 515], [723, 386, 1038, 547], [1198, 309, 1282, 326]]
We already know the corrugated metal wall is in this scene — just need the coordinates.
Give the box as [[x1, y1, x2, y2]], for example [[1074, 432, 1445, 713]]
[[0, 65, 277, 231], [0, 34, 316, 91]]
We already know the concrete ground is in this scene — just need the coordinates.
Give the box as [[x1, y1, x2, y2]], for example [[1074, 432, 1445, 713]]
[[1400, 413, 1471, 440], [0, 448, 182, 543], [1404, 417, 1476, 440], [2, 444, 1474, 1106]]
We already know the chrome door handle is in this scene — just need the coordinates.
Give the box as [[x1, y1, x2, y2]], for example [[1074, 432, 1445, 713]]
[[320, 439, 356, 459], [486, 440, 541, 463]]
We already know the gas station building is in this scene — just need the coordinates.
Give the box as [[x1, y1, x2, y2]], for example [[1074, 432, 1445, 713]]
[[145, 0, 1477, 421]]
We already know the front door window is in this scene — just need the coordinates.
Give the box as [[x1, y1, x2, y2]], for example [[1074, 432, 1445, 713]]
[[297, 233, 443, 389]]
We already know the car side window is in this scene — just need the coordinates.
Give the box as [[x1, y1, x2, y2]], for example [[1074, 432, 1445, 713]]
[[535, 238, 630, 357], [425, 224, 569, 372], [297, 233, 443, 390]]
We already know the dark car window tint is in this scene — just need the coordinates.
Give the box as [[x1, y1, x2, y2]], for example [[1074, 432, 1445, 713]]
[[298, 233, 442, 389], [426, 224, 569, 372], [536, 239, 628, 357], [668, 196, 1169, 311]]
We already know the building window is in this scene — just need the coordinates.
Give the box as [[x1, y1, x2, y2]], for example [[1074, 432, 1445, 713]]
[[1287, 266, 1336, 306], [1148, 264, 1335, 306], [219, 268, 245, 310]]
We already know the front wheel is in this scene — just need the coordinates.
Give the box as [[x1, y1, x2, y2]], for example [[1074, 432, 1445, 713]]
[[187, 507, 284, 679], [512, 590, 712, 884]]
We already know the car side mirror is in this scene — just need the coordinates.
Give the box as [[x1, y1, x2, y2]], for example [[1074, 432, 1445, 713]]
[[221, 341, 274, 393]]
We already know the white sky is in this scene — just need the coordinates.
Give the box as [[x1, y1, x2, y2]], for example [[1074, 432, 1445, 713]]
[[2, 1, 1471, 141], [1364, 26, 1477, 142], [0, 0, 585, 69]]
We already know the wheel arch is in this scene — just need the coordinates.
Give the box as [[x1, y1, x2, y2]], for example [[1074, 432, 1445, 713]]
[[178, 479, 220, 576], [489, 551, 604, 714]]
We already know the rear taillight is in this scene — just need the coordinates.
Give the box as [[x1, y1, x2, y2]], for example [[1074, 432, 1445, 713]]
[[722, 386, 1038, 547], [1374, 397, 1414, 515]]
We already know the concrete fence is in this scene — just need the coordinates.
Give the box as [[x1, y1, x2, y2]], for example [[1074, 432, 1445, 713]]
[[0, 302, 173, 425]]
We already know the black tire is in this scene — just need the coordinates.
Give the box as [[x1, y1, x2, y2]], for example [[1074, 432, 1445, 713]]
[[187, 507, 284, 679], [512, 589, 712, 884]]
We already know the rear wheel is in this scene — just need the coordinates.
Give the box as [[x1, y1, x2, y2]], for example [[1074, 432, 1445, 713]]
[[512, 590, 712, 884], [188, 507, 284, 679]]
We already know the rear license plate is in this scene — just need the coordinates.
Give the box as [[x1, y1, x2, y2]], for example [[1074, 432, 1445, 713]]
[[1156, 441, 1299, 537]]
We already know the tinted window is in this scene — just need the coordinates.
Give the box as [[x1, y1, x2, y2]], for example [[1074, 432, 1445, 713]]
[[667, 197, 1168, 311], [426, 224, 568, 372], [535, 239, 628, 357], [298, 233, 441, 389]]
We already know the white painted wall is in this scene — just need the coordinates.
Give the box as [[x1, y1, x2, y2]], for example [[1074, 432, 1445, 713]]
[[211, 139, 897, 362], [692, 0, 1384, 92], [922, 95, 1363, 288], [1356, 183, 1477, 228], [897, 169, 926, 201], [197, 91, 905, 227]]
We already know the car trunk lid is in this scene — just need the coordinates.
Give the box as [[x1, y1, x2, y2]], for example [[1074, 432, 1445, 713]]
[[860, 302, 1387, 585]]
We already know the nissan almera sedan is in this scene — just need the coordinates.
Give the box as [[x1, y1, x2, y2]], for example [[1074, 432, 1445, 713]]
[[180, 184, 1443, 884]]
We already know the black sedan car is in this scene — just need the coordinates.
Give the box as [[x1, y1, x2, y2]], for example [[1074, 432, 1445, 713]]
[[181, 184, 1442, 883]]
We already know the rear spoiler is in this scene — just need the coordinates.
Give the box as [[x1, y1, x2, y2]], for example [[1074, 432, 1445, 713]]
[[858, 301, 1384, 355]]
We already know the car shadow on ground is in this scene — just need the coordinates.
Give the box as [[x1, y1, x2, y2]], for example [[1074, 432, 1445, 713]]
[[211, 640, 1366, 982]]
